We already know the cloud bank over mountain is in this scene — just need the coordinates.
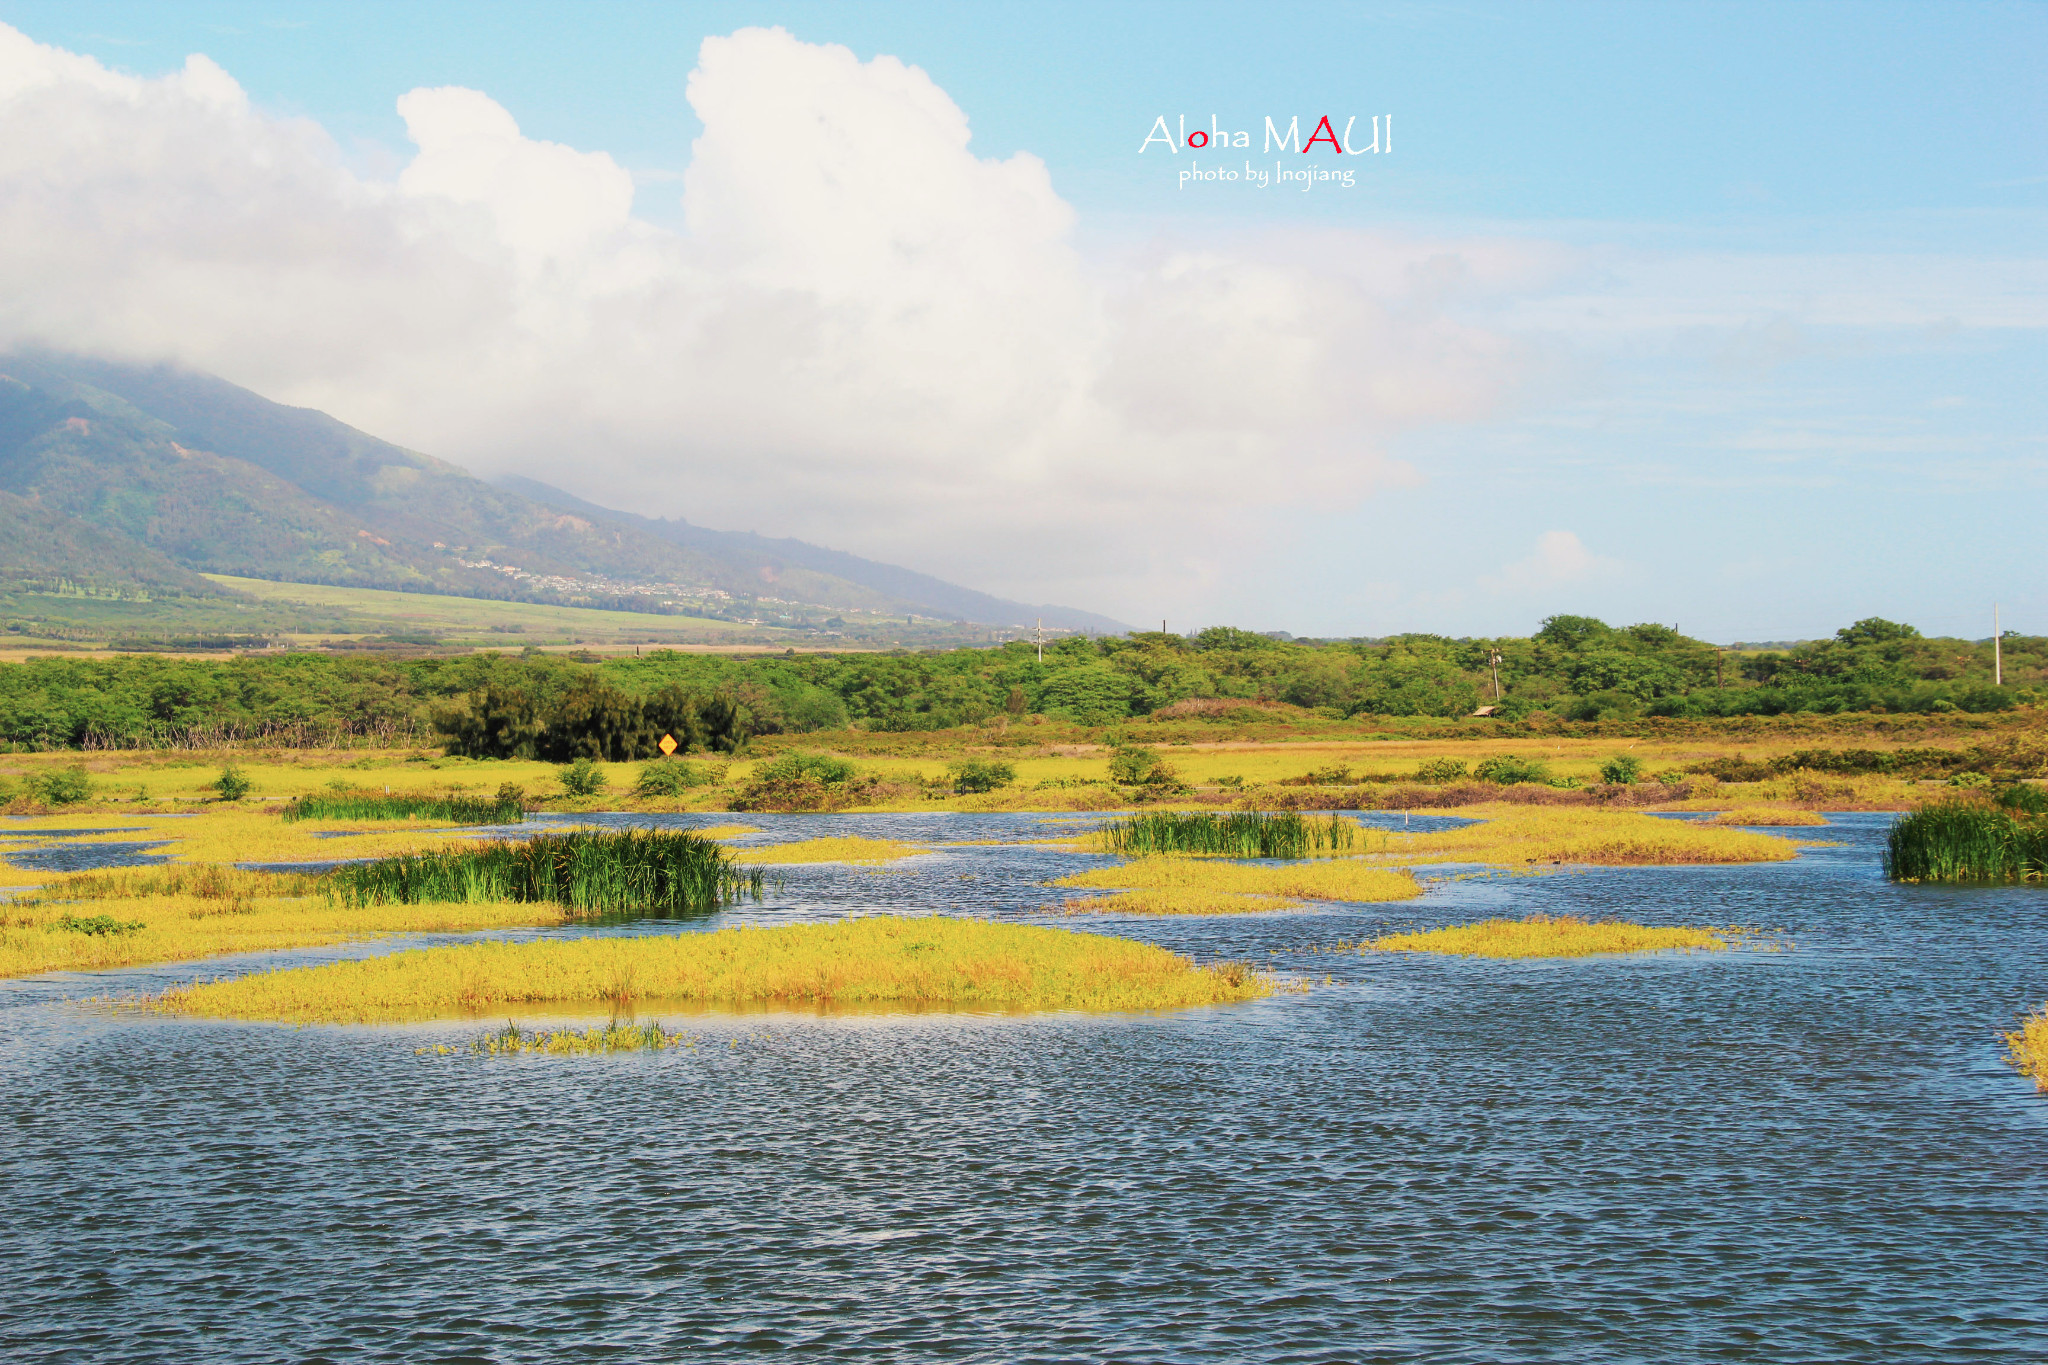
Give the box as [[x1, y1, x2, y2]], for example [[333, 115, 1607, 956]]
[[0, 22, 1541, 618]]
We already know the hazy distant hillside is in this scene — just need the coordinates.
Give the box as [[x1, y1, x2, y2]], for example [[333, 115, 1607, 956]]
[[497, 476, 1129, 634], [0, 353, 1125, 632]]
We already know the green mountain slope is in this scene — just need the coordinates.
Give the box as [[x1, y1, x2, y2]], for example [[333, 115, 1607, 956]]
[[0, 354, 1126, 632], [497, 476, 1130, 633]]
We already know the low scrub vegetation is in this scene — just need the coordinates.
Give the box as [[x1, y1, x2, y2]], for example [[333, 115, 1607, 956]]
[[160, 917, 1272, 1022]]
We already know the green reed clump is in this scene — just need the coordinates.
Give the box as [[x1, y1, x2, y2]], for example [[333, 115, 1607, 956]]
[[55, 913, 147, 935], [326, 828, 764, 915], [281, 791, 526, 824], [1884, 800, 2048, 883], [420, 1019, 689, 1056], [1102, 810, 1355, 859]]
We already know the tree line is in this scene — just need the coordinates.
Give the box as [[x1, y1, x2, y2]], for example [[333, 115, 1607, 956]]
[[0, 616, 2036, 750]]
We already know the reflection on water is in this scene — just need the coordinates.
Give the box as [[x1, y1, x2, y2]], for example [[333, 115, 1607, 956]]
[[4, 811, 2047, 1362], [3, 840, 172, 872]]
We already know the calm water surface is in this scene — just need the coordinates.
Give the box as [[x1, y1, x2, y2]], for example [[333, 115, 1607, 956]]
[[4, 812, 2046, 1362]]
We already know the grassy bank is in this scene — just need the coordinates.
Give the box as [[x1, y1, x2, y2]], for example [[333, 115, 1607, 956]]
[[161, 917, 1270, 1022]]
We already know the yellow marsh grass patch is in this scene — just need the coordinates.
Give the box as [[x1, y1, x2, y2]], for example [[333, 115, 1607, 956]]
[[693, 824, 764, 840], [1706, 806, 1830, 827], [1371, 914, 1731, 960], [730, 836, 929, 865], [0, 894, 566, 979], [0, 808, 541, 874], [1053, 891, 1307, 917], [161, 917, 1268, 1022], [18, 864, 319, 903], [1052, 855, 1421, 905], [1385, 806, 1799, 867], [2007, 1006, 2048, 1092]]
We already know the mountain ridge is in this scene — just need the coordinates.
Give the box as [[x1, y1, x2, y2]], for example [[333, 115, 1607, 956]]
[[0, 353, 1127, 634], [494, 475, 1128, 634]]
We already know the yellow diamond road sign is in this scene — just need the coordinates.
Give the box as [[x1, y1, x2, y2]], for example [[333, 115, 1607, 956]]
[[659, 733, 678, 756]]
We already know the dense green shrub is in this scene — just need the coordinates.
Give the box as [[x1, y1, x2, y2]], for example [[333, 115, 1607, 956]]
[[1414, 758, 1468, 783], [1474, 755, 1551, 786], [212, 766, 250, 802], [753, 751, 859, 785], [633, 760, 712, 797], [1599, 754, 1643, 785], [559, 758, 609, 797], [947, 759, 1016, 794], [1107, 745, 1179, 788], [29, 766, 92, 805], [731, 750, 866, 812]]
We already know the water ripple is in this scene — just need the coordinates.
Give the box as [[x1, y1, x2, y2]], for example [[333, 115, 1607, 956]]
[[3, 812, 2046, 1361]]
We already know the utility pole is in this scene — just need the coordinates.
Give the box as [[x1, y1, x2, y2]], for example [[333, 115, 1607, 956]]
[[1489, 649, 1502, 702], [1034, 618, 1045, 664], [1995, 603, 2002, 686]]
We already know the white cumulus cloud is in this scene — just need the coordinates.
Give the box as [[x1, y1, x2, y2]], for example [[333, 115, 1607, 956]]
[[1480, 531, 1623, 595], [0, 22, 1540, 615]]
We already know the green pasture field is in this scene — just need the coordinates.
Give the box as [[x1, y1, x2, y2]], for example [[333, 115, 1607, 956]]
[[203, 576, 755, 647]]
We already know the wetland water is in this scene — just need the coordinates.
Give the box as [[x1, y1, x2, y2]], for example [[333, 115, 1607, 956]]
[[4, 812, 2046, 1362]]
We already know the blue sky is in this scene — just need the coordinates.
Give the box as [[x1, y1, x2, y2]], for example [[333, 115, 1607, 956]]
[[2, 1, 2042, 640]]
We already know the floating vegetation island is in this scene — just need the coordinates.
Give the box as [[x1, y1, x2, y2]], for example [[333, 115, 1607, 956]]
[[161, 918, 1269, 1022], [2007, 1006, 2048, 1091], [1371, 914, 1734, 960], [1707, 807, 1831, 827], [1389, 807, 1802, 867], [1054, 856, 1420, 915]]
